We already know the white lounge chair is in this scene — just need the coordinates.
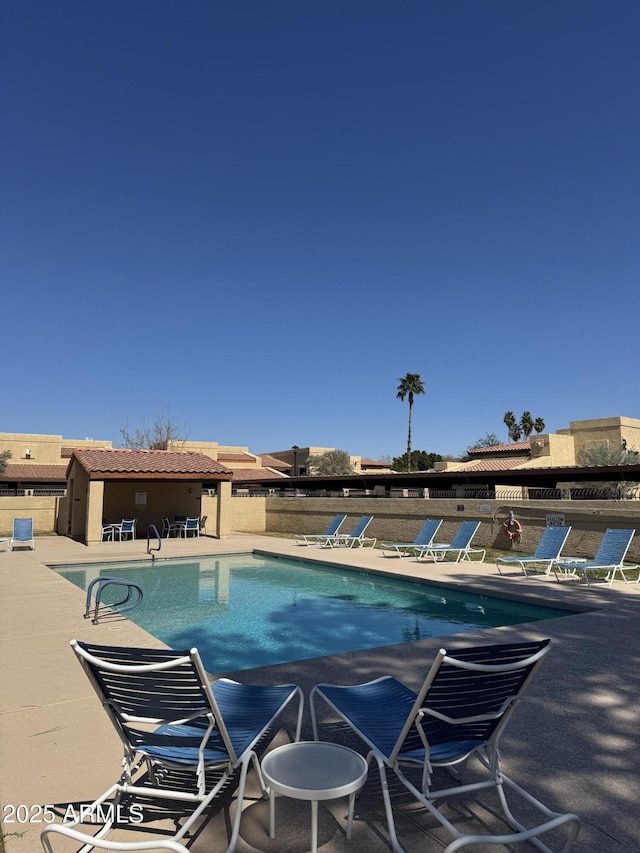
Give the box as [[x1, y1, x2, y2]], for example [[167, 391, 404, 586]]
[[381, 518, 443, 558], [294, 513, 347, 545], [323, 515, 376, 548], [414, 520, 484, 562], [553, 528, 636, 585], [41, 641, 303, 853], [496, 525, 572, 576]]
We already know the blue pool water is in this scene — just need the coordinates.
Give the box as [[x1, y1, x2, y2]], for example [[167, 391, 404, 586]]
[[54, 553, 572, 673]]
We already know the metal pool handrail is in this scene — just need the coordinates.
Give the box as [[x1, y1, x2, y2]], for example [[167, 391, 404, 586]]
[[147, 523, 162, 560], [83, 576, 144, 625]]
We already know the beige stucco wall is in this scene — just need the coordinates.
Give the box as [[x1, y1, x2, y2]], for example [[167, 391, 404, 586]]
[[524, 433, 576, 466], [0, 496, 64, 536], [566, 416, 640, 458], [228, 495, 267, 532], [0, 433, 111, 465], [173, 440, 220, 460], [1, 493, 638, 561], [265, 496, 640, 563]]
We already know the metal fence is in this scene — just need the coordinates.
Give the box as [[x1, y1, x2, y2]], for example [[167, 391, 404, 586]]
[[232, 486, 640, 501], [0, 488, 66, 497]]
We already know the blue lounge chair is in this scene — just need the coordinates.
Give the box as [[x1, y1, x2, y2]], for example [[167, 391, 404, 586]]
[[41, 641, 303, 853], [496, 525, 572, 577], [553, 528, 636, 585], [10, 517, 34, 550], [310, 639, 581, 853], [294, 513, 347, 545], [414, 519, 484, 563], [323, 514, 375, 548], [380, 518, 443, 558]]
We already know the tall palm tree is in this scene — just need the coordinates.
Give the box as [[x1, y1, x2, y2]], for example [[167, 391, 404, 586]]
[[533, 417, 546, 434], [520, 411, 534, 439], [396, 373, 425, 472], [503, 411, 517, 441]]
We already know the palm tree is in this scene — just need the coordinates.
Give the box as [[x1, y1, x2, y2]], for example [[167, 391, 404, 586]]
[[503, 411, 517, 441], [396, 373, 425, 472], [520, 411, 534, 439], [533, 417, 546, 434]]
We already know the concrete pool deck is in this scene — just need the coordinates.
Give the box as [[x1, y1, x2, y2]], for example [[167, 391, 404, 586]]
[[1, 533, 639, 852]]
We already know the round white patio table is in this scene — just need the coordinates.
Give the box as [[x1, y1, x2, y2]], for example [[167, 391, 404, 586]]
[[260, 741, 368, 853]]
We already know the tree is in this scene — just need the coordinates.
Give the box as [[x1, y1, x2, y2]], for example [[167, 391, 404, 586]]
[[503, 410, 545, 442], [533, 417, 545, 434], [396, 373, 425, 472], [576, 441, 640, 498], [520, 411, 534, 438], [0, 449, 11, 477], [459, 433, 501, 462], [392, 450, 441, 472], [577, 441, 640, 467], [503, 411, 520, 442], [468, 433, 501, 450], [120, 412, 186, 450], [307, 449, 354, 476]]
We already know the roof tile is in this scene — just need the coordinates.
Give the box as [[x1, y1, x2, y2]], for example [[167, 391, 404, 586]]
[[471, 441, 530, 454], [1, 464, 67, 482], [231, 468, 289, 482], [464, 458, 528, 472], [70, 448, 232, 479]]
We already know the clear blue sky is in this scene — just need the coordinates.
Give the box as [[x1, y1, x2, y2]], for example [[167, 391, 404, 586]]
[[2, 1, 639, 459]]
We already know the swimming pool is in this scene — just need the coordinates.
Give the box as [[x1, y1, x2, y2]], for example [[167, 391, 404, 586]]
[[54, 553, 572, 673]]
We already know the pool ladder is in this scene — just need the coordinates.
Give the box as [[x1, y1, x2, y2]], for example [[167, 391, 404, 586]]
[[147, 523, 162, 561], [84, 576, 144, 625]]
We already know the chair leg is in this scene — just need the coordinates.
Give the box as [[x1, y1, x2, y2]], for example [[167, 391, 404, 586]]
[[223, 752, 256, 853], [370, 753, 406, 853]]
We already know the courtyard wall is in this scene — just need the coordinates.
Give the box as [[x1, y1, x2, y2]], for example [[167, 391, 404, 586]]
[[1, 493, 638, 562]]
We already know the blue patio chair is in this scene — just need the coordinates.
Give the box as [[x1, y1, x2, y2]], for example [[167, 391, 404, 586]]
[[294, 513, 347, 545], [414, 519, 485, 563], [310, 639, 581, 853], [496, 525, 572, 577], [381, 519, 443, 558], [118, 518, 136, 541], [553, 528, 636, 585], [183, 516, 200, 537], [41, 641, 303, 853], [10, 517, 35, 550], [323, 514, 375, 548]]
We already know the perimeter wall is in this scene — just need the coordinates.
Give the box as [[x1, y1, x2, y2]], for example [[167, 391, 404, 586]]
[[2, 494, 638, 563], [262, 497, 640, 562]]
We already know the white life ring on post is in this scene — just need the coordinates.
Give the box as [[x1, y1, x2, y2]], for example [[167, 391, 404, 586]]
[[503, 518, 522, 540]]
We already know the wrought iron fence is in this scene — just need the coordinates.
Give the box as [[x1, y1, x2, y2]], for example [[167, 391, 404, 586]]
[[231, 486, 640, 501]]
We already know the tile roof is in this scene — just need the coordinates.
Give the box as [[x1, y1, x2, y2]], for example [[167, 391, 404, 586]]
[[470, 441, 531, 454], [0, 464, 67, 482], [218, 452, 258, 463], [463, 458, 529, 472], [259, 454, 290, 469], [231, 468, 289, 482], [360, 459, 390, 467], [69, 448, 232, 480]]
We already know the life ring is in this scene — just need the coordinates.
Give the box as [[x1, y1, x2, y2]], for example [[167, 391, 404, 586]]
[[503, 518, 522, 540]]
